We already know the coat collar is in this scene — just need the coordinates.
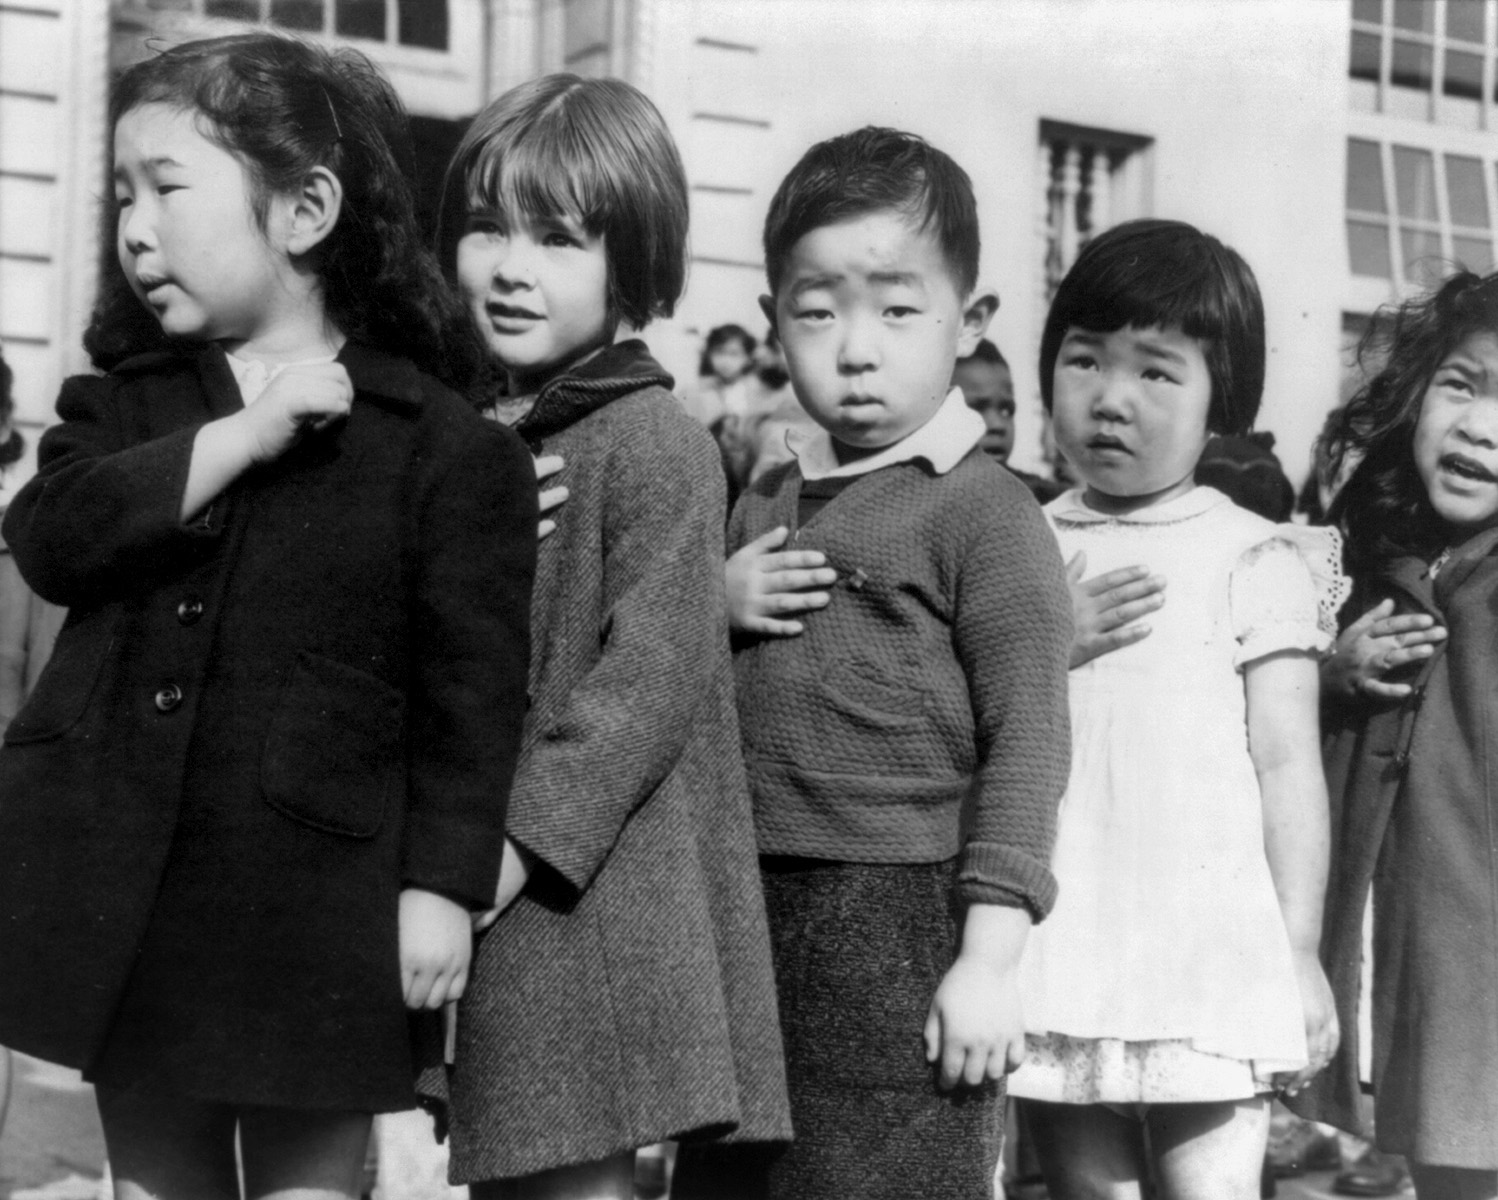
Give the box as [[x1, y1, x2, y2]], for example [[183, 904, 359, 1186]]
[[1382, 526, 1498, 617], [516, 340, 673, 440], [1049, 483, 1231, 526], [113, 341, 428, 418]]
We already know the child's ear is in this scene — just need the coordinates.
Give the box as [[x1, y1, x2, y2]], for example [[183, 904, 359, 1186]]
[[284, 166, 343, 258], [955, 288, 1000, 358], [758, 294, 778, 338]]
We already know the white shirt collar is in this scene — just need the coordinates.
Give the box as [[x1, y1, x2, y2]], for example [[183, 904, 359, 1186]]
[[789, 387, 986, 481], [225, 350, 339, 407]]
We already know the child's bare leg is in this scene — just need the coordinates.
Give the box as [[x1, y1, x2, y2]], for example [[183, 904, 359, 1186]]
[[470, 1153, 635, 1200], [1410, 1163, 1498, 1200], [96, 1085, 239, 1200], [1023, 1099, 1148, 1200], [1148, 1098, 1269, 1200], [239, 1106, 371, 1200]]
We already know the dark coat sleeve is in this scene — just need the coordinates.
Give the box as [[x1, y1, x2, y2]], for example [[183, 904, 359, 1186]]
[[506, 406, 729, 896], [953, 476, 1073, 919], [401, 411, 537, 909], [3, 373, 219, 606]]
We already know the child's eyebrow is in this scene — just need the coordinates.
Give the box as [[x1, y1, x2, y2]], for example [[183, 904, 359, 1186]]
[[115, 155, 184, 179], [867, 270, 923, 288], [1136, 342, 1190, 368], [789, 273, 841, 298]]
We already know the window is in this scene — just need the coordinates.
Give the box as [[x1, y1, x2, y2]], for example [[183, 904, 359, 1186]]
[[1038, 121, 1152, 301], [1350, 0, 1495, 125], [196, 0, 448, 51], [1345, 136, 1495, 287]]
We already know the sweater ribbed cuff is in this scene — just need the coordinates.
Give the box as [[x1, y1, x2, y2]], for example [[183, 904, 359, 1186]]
[[957, 840, 1058, 921]]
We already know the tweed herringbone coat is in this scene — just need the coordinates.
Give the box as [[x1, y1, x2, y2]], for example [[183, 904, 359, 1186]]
[[437, 342, 792, 1182]]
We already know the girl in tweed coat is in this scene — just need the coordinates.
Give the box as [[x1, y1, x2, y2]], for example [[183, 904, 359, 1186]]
[[429, 75, 791, 1198]]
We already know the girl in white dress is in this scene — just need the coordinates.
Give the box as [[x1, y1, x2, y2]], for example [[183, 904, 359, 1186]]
[[1011, 219, 1343, 1200]]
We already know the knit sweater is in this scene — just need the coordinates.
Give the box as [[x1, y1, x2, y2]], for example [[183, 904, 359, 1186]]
[[729, 449, 1072, 918]]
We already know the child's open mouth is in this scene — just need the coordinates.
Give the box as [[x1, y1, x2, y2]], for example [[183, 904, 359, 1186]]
[[1440, 452, 1497, 483], [1088, 434, 1129, 454]]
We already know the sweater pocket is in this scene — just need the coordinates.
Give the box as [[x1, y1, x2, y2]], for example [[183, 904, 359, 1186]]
[[824, 659, 928, 725], [261, 651, 403, 839]]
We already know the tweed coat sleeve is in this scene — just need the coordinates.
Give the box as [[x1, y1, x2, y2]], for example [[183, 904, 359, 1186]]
[[953, 480, 1073, 920], [506, 401, 730, 896], [3, 373, 219, 606], [401, 410, 538, 907]]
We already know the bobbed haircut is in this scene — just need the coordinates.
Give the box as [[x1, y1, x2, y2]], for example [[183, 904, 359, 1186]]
[[700, 323, 756, 376], [86, 32, 481, 391], [0, 351, 22, 467], [438, 74, 689, 330], [762, 126, 980, 299], [1038, 218, 1266, 437], [957, 337, 1009, 370], [1327, 269, 1498, 573]]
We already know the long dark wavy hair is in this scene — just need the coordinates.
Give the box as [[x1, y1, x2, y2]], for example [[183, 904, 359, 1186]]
[[85, 32, 483, 394], [1326, 270, 1498, 575]]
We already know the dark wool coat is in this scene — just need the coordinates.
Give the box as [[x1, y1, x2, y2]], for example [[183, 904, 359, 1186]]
[[1293, 529, 1498, 1168], [0, 343, 536, 1111], [436, 342, 792, 1182]]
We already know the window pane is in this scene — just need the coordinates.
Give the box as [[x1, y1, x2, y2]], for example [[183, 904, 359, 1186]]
[[1352, 0, 1383, 22], [1447, 154, 1489, 226], [1350, 30, 1382, 81], [271, 0, 323, 30], [336, 0, 385, 39], [1348, 219, 1393, 278], [206, 0, 260, 19], [1347, 139, 1388, 213], [1393, 146, 1438, 219], [397, 0, 447, 48], [1391, 38, 1433, 89], [1400, 224, 1443, 269], [1447, 0, 1486, 42], [1393, 0, 1434, 32], [1446, 48, 1484, 98], [1453, 233, 1494, 271]]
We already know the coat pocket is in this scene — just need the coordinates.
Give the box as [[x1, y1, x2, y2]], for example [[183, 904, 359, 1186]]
[[3, 608, 114, 745], [261, 651, 404, 838]]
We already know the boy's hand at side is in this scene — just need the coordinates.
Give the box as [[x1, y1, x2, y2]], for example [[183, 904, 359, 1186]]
[[1322, 598, 1446, 700], [923, 903, 1030, 1090], [399, 887, 472, 1010], [533, 453, 568, 541], [725, 526, 838, 636], [1068, 551, 1166, 668], [1274, 951, 1340, 1096]]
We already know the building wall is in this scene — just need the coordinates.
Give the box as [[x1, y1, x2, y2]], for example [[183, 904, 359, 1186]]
[[643, 0, 1350, 481], [0, 0, 110, 481]]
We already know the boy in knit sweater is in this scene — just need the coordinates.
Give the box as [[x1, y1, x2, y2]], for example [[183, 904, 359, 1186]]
[[674, 128, 1073, 1200]]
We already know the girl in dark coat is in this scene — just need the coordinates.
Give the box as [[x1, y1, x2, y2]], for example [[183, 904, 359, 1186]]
[[1300, 270, 1498, 1199], [429, 75, 791, 1197], [0, 34, 535, 1200]]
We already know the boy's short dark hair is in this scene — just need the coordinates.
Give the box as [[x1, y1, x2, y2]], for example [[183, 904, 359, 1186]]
[[440, 74, 689, 329], [957, 338, 1008, 370], [762, 126, 980, 299], [1037, 219, 1266, 436]]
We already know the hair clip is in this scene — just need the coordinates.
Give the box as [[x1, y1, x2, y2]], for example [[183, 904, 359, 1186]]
[[322, 86, 343, 143]]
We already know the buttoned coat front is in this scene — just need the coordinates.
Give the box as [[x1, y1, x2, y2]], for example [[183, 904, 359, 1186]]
[[1294, 530, 1498, 1168], [0, 342, 536, 1111]]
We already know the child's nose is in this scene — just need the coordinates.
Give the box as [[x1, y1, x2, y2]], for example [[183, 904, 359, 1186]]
[[1456, 398, 1498, 447], [491, 237, 537, 287], [1091, 374, 1133, 421], [836, 314, 881, 374], [119, 202, 153, 255]]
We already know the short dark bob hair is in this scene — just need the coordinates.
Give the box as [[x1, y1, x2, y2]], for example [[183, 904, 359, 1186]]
[[1327, 269, 1498, 574], [1038, 218, 1266, 437], [699, 323, 756, 378], [86, 32, 480, 391], [439, 74, 689, 330], [762, 126, 980, 299]]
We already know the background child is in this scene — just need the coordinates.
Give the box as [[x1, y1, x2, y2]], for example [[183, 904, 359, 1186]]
[[681, 322, 758, 429], [431, 74, 790, 1200], [1010, 219, 1341, 1200], [679, 126, 1074, 1200], [952, 337, 1017, 463], [0, 33, 536, 1200], [1298, 269, 1498, 1200]]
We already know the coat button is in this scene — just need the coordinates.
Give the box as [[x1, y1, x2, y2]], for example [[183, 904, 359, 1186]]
[[177, 597, 204, 625], [1393, 750, 1410, 772], [154, 684, 183, 713]]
